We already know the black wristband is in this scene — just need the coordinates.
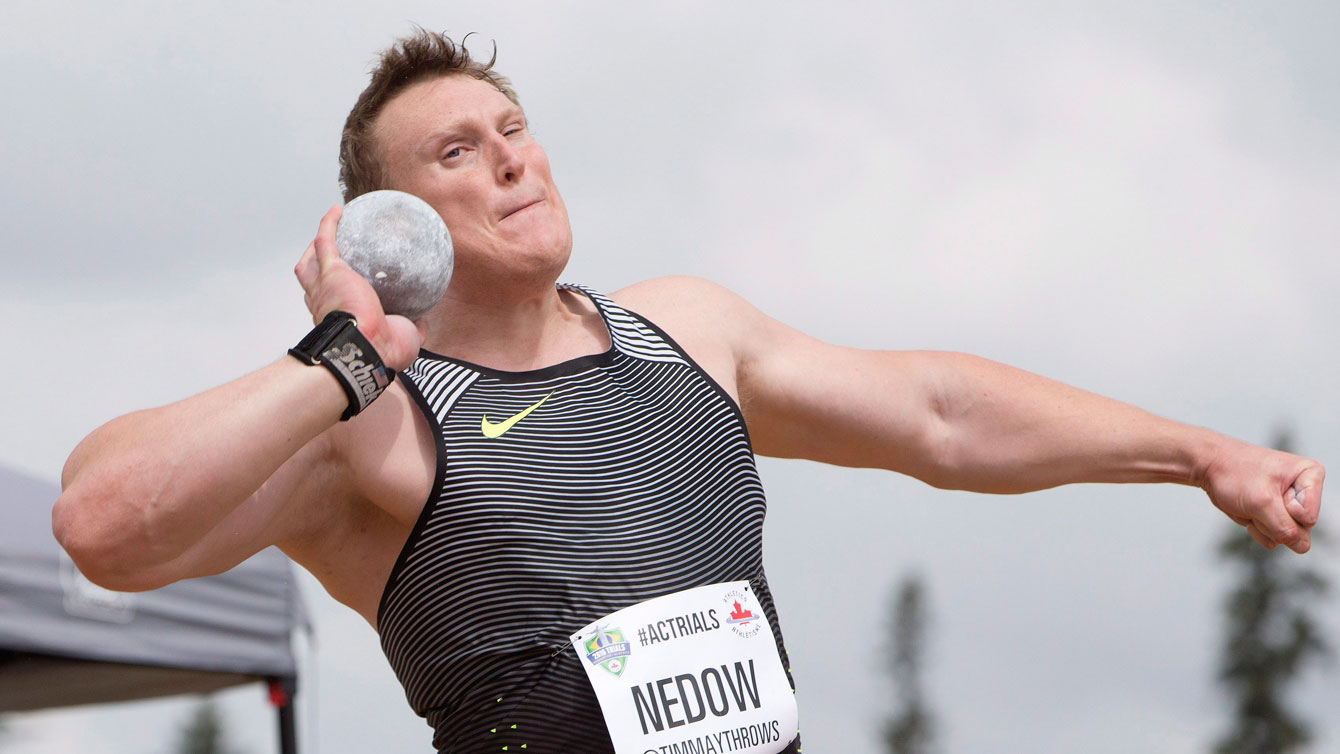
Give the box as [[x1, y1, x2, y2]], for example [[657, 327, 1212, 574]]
[[289, 311, 393, 421]]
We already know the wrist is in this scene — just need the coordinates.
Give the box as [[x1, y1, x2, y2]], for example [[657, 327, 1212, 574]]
[[289, 311, 393, 420], [1184, 427, 1232, 490]]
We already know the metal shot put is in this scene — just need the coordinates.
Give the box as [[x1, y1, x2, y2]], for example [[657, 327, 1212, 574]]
[[54, 29, 1325, 754], [336, 189, 454, 320]]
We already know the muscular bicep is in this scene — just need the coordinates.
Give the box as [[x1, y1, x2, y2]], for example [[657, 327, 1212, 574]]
[[616, 276, 952, 479], [150, 435, 347, 586], [736, 309, 951, 480]]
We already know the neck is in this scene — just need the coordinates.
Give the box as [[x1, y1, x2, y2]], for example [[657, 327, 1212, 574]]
[[417, 274, 606, 372]]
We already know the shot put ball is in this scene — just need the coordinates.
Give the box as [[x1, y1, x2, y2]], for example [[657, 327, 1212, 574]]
[[335, 190, 454, 320]]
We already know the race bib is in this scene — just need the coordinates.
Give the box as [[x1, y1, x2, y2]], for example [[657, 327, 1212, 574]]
[[570, 581, 798, 754]]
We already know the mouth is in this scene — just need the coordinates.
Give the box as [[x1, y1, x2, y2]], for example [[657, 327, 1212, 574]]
[[500, 198, 542, 221]]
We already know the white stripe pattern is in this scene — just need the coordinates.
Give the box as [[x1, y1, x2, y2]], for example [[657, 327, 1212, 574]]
[[379, 286, 797, 754]]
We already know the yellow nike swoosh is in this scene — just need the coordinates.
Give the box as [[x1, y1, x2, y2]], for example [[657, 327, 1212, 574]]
[[480, 392, 553, 439]]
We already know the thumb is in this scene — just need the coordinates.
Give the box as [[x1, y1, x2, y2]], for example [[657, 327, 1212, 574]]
[[381, 314, 426, 371], [314, 205, 344, 271], [1285, 463, 1325, 527]]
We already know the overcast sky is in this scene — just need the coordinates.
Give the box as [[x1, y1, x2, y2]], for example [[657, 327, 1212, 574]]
[[3, 1, 1337, 753]]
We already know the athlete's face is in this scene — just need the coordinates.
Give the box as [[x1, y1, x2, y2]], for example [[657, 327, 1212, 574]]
[[373, 75, 572, 284]]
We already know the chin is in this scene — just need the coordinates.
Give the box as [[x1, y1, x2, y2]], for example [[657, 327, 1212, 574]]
[[521, 226, 574, 275], [526, 241, 573, 281], [459, 241, 573, 290]]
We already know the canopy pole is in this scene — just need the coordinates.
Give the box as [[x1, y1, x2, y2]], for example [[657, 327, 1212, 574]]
[[267, 677, 298, 754]]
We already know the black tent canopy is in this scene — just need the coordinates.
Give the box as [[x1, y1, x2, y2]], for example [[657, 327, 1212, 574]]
[[0, 465, 309, 751]]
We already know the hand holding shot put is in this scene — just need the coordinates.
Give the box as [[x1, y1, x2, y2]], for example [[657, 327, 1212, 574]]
[[54, 29, 1324, 754], [294, 204, 426, 373]]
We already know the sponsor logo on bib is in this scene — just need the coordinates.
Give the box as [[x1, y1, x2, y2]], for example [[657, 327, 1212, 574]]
[[584, 626, 632, 676], [722, 587, 762, 639]]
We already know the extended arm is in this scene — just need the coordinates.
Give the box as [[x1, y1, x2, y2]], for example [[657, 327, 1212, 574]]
[[687, 282, 1326, 552]]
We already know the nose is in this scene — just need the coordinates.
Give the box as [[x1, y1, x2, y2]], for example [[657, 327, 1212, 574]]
[[490, 134, 526, 184]]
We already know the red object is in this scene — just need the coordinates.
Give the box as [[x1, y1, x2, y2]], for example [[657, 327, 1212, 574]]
[[730, 600, 754, 621], [268, 679, 289, 707]]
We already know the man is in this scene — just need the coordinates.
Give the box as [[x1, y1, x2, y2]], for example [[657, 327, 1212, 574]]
[[54, 30, 1323, 754]]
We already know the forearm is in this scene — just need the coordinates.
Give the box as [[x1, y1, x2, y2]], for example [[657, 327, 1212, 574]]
[[737, 287, 1320, 551], [926, 352, 1224, 493], [54, 357, 346, 571]]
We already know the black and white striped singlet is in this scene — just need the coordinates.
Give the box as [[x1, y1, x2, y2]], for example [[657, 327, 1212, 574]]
[[377, 285, 798, 753]]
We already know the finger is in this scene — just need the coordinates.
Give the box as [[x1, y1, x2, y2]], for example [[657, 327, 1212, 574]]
[[1291, 530, 1311, 554], [1270, 495, 1313, 553], [1285, 486, 1306, 525], [1286, 465, 1325, 527], [294, 241, 318, 291], [1246, 523, 1276, 550], [383, 313, 426, 369], [313, 205, 343, 269], [1253, 487, 1308, 551]]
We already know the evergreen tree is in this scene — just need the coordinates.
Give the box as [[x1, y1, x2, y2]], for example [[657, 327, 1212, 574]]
[[884, 572, 937, 754], [172, 697, 236, 754], [1211, 430, 1330, 754]]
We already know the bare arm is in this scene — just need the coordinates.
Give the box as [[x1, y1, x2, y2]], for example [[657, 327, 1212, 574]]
[[55, 360, 346, 589], [745, 345, 1210, 489], [641, 278, 1324, 553], [53, 207, 424, 590]]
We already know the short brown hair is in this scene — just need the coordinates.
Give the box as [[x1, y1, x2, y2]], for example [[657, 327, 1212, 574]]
[[338, 29, 521, 201]]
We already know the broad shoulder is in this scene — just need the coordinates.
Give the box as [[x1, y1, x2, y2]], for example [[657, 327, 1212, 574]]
[[607, 276, 753, 401], [610, 276, 753, 336], [609, 276, 809, 361], [612, 274, 742, 309]]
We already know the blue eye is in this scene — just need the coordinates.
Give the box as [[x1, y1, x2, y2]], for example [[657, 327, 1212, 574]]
[[444, 147, 462, 159]]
